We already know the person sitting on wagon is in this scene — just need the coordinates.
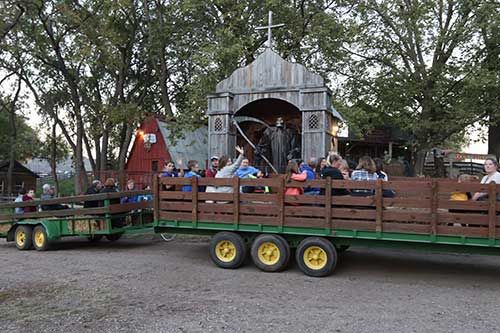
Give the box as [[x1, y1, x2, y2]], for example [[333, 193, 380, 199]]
[[161, 161, 181, 191], [14, 188, 26, 214], [374, 158, 395, 198], [236, 158, 260, 193], [121, 179, 140, 204], [350, 156, 378, 197], [320, 153, 347, 196], [338, 159, 351, 180], [205, 156, 219, 178], [472, 158, 500, 201], [451, 174, 476, 201], [84, 180, 103, 208], [22, 189, 37, 213], [40, 184, 69, 211], [182, 160, 203, 192], [300, 158, 320, 195], [285, 160, 308, 200], [213, 145, 245, 192]]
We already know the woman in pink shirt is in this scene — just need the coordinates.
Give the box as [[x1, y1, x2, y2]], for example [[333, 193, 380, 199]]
[[285, 161, 308, 196]]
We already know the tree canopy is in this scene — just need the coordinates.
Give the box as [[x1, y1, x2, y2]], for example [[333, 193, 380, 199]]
[[0, 0, 498, 191]]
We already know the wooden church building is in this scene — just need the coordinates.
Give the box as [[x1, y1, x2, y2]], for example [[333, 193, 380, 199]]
[[207, 48, 343, 168]]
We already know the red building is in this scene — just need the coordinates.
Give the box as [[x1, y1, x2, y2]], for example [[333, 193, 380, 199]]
[[124, 116, 208, 188]]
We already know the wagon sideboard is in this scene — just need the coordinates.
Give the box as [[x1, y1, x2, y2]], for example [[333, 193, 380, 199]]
[[154, 176, 500, 249]]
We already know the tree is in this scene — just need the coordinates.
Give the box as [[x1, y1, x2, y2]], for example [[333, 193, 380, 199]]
[[339, 0, 490, 173]]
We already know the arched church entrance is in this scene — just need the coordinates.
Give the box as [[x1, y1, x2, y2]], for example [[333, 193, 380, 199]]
[[235, 98, 301, 174]]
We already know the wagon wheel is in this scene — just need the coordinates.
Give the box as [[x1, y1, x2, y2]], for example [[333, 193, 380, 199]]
[[160, 233, 177, 242], [15, 225, 33, 251], [251, 234, 290, 272], [33, 225, 51, 251], [209, 232, 247, 269], [87, 234, 104, 242], [105, 233, 122, 242], [296, 237, 337, 277]]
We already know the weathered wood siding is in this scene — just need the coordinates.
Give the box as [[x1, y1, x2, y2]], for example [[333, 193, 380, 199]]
[[207, 48, 340, 164]]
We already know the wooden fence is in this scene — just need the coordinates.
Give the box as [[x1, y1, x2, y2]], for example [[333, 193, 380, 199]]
[[155, 176, 500, 240]]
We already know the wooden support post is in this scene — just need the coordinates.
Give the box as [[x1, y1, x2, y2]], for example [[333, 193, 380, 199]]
[[375, 179, 383, 233], [431, 179, 438, 236], [488, 182, 497, 241], [233, 177, 240, 229], [325, 177, 332, 232], [192, 177, 198, 227], [278, 176, 285, 230], [153, 174, 159, 223]]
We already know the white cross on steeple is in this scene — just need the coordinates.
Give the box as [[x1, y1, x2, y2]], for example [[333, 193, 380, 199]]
[[255, 11, 284, 49]]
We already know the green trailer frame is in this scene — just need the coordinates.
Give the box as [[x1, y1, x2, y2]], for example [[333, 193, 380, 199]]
[[153, 175, 500, 276], [0, 191, 154, 250]]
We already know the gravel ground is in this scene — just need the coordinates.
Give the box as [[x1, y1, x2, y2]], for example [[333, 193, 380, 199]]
[[1, 234, 500, 333]]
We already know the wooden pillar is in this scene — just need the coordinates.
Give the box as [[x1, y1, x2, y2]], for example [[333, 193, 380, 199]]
[[191, 177, 198, 227], [153, 174, 159, 223], [430, 179, 438, 236], [325, 177, 332, 232], [278, 176, 285, 230], [488, 182, 497, 241], [375, 179, 383, 233], [233, 177, 240, 229]]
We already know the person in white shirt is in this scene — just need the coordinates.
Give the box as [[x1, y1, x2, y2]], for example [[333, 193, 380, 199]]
[[472, 158, 500, 201]]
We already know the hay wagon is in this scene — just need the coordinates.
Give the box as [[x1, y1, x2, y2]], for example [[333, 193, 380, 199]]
[[0, 191, 153, 251], [153, 176, 500, 277]]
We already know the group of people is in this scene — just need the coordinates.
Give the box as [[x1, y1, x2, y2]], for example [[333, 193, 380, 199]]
[[285, 153, 391, 197], [13, 178, 151, 215], [451, 158, 500, 202], [159, 147, 392, 198]]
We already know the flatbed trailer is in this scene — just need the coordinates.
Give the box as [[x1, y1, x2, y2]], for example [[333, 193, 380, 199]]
[[0, 191, 153, 250], [153, 176, 500, 276]]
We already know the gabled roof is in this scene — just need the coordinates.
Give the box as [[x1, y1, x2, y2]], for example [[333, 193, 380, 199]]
[[216, 48, 325, 93], [157, 120, 208, 168], [0, 160, 39, 178]]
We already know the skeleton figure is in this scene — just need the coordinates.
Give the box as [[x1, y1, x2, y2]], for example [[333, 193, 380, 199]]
[[256, 117, 300, 173]]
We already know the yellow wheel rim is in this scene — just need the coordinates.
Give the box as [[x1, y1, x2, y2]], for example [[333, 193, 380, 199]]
[[34, 229, 45, 248], [303, 246, 328, 270], [16, 230, 26, 247], [257, 242, 280, 265], [215, 240, 237, 263]]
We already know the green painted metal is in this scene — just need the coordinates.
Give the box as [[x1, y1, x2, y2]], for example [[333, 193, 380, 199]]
[[154, 219, 500, 255], [0, 210, 155, 242]]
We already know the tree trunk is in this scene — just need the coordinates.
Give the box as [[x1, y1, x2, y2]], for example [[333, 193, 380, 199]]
[[100, 125, 109, 179], [51, 120, 59, 194], [414, 150, 427, 176], [6, 78, 21, 196], [7, 109, 16, 196], [488, 117, 500, 161], [118, 123, 133, 172]]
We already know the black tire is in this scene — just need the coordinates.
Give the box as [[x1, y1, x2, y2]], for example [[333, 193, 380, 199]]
[[209, 232, 247, 269], [15, 225, 33, 250], [296, 237, 337, 277], [251, 234, 290, 272], [88, 234, 104, 242], [33, 225, 50, 251], [105, 233, 123, 242]]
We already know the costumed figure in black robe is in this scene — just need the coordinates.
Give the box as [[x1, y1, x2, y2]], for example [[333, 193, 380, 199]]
[[256, 117, 301, 174]]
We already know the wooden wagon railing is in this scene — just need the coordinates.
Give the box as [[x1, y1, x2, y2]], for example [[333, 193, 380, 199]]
[[154, 176, 500, 243], [0, 190, 153, 223]]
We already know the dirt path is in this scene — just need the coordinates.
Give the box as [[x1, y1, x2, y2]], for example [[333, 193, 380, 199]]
[[1, 235, 500, 332]]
